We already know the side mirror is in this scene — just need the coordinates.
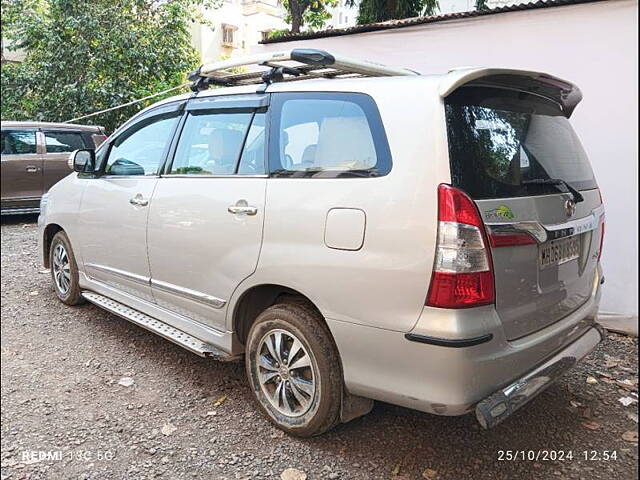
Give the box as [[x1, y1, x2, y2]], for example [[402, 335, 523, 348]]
[[69, 149, 95, 172]]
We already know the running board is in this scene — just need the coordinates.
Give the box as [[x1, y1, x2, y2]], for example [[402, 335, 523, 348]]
[[1, 207, 40, 215], [81, 291, 231, 359]]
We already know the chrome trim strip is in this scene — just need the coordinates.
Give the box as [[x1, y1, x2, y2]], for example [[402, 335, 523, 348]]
[[486, 204, 604, 243], [84, 263, 150, 286], [150, 279, 226, 309], [99, 175, 160, 180], [160, 174, 268, 179]]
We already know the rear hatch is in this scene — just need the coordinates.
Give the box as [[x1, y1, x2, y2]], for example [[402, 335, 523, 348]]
[[444, 83, 604, 340]]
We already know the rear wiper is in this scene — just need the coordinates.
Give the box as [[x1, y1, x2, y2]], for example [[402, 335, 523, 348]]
[[522, 178, 584, 203]]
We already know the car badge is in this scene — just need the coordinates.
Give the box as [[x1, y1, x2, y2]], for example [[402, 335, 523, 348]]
[[564, 198, 577, 217]]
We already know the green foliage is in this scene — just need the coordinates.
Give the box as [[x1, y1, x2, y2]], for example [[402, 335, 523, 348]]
[[281, 0, 337, 34], [1, 0, 218, 132], [267, 28, 292, 39], [348, 0, 439, 24], [475, 0, 489, 10]]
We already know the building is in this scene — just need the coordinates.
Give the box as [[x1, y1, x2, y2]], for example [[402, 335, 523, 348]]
[[254, 0, 639, 325], [326, 0, 359, 29], [190, 0, 366, 63], [0, 39, 26, 64], [190, 0, 289, 64]]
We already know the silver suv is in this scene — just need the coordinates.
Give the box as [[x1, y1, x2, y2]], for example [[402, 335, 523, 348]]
[[38, 50, 606, 436]]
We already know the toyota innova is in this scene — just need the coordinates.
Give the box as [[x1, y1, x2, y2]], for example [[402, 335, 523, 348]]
[[38, 49, 606, 436], [1, 121, 106, 215]]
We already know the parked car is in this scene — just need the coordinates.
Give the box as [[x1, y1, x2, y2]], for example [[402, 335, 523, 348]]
[[38, 50, 606, 436], [1, 121, 106, 215]]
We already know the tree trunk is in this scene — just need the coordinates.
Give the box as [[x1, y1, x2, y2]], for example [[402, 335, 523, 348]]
[[290, 0, 303, 33], [384, 0, 398, 20]]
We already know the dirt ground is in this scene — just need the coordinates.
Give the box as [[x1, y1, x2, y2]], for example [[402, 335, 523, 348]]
[[1, 215, 638, 480]]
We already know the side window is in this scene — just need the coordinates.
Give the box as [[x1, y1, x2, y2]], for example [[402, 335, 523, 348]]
[[270, 93, 391, 177], [170, 111, 253, 175], [44, 131, 86, 153], [105, 115, 177, 176], [1, 130, 37, 155], [238, 113, 266, 175]]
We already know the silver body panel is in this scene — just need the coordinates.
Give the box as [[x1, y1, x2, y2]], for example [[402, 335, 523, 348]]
[[38, 68, 604, 420], [146, 177, 267, 330]]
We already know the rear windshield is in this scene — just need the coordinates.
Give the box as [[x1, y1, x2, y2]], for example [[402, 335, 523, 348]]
[[445, 86, 597, 199]]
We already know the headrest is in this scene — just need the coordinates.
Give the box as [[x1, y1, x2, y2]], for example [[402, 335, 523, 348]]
[[208, 129, 244, 160], [314, 116, 376, 170]]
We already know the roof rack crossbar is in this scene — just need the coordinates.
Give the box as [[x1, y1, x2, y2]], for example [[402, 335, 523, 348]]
[[188, 49, 419, 91]]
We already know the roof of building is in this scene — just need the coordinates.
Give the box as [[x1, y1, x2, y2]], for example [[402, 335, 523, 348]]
[[260, 0, 607, 44]]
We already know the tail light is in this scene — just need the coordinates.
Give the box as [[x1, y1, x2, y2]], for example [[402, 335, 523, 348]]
[[426, 184, 495, 309], [598, 216, 605, 261], [597, 189, 605, 261], [488, 232, 536, 248]]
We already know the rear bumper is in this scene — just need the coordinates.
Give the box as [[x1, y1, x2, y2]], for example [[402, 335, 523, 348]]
[[475, 324, 604, 429], [327, 273, 603, 418]]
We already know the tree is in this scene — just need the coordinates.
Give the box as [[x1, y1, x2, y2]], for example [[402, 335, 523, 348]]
[[1, 0, 218, 132], [475, 0, 489, 10], [282, 0, 338, 34], [350, 0, 439, 25]]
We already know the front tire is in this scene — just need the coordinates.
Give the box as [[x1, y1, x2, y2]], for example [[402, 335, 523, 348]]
[[49, 231, 83, 305], [245, 302, 342, 437]]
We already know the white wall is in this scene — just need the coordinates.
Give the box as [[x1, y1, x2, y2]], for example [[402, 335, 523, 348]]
[[255, 0, 639, 320]]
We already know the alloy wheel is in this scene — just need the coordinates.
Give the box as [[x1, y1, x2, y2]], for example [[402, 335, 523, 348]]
[[52, 243, 71, 295], [256, 329, 317, 417]]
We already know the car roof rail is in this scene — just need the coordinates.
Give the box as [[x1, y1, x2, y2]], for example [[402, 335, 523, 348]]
[[187, 49, 420, 92]]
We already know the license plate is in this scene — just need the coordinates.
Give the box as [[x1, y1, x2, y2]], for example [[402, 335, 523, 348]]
[[539, 236, 580, 268]]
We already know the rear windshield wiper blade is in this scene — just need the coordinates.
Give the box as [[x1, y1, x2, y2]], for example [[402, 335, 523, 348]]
[[522, 178, 584, 203]]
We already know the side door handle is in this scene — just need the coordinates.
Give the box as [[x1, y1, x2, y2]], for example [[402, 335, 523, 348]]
[[129, 194, 149, 207], [228, 199, 258, 216], [25, 165, 39, 173]]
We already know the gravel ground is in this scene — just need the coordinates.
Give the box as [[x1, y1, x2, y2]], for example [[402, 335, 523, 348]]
[[1, 215, 638, 480]]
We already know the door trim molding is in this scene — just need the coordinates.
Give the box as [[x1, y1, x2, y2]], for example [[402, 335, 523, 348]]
[[84, 263, 227, 309], [84, 263, 150, 286], [151, 278, 227, 309]]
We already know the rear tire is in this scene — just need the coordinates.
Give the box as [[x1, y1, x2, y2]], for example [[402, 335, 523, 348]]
[[49, 231, 84, 306], [245, 302, 342, 437]]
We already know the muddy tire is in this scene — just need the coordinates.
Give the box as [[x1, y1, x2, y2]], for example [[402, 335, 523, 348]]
[[49, 231, 84, 306], [245, 302, 342, 437]]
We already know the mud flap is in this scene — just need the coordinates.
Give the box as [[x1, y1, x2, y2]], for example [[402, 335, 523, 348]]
[[340, 390, 374, 423]]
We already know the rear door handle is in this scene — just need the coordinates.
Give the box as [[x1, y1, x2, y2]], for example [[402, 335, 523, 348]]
[[228, 199, 258, 216], [129, 194, 149, 207], [26, 166, 38, 173]]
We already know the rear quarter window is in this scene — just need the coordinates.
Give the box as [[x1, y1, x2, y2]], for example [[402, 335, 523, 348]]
[[44, 131, 87, 153], [269, 92, 392, 178], [445, 86, 597, 199]]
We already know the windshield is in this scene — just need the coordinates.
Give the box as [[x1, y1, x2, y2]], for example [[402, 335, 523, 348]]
[[445, 86, 597, 199]]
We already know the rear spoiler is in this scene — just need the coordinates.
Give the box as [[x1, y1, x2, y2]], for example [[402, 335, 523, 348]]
[[440, 68, 582, 117]]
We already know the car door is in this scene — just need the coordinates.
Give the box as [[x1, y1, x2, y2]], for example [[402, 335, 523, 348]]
[[78, 103, 184, 302], [1, 128, 43, 209], [146, 95, 268, 330], [41, 129, 88, 192]]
